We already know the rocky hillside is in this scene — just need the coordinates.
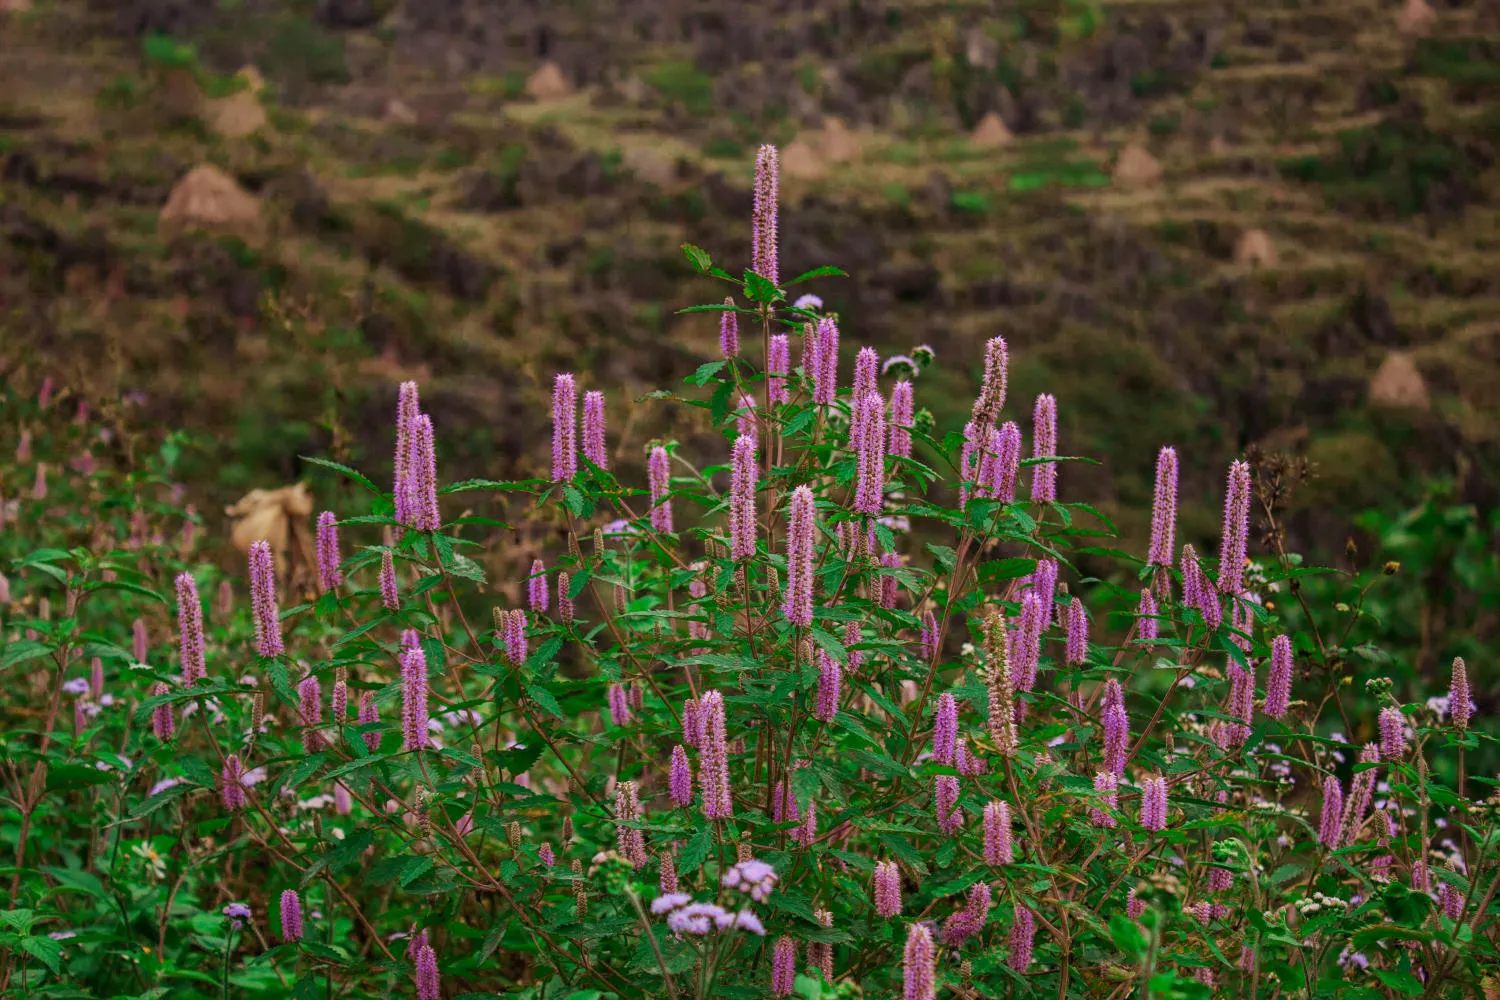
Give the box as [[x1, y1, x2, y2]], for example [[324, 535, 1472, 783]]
[[2, 0, 1499, 561]]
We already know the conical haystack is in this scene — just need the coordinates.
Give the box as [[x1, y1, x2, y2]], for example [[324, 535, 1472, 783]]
[[158, 165, 266, 245], [205, 89, 268, 139], [1113, 143, 1162, 188], [1234, 229, 1278, 268], [781, 140, 826, 180], [1369, 352, 1430, 411], [234, 65, 266, 94], [970, 111, 1012, 149], [815, 117, 863, 164], [525, 61, 573, 100]]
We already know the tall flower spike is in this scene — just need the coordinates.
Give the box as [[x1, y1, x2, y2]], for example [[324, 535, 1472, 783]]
[[1091, 771, 1119, 827], [557, 571, 574, 620], [720, 298, 740, 358], [920, 610, 939, 662], [1008, 908, 1035, 972], [983, 800, 1014, 863], [814, 649, 841, 722], [504, 609, 529, 665], [528, 559, 548, 614], [853, 346, 879, 401], [151, 683, 174, 741], [331, 672, 348, 724], [298, 674, 323, 753], [903, 924, 936, 1000], [1319, 775, 1344, 848], [699, 690, 733, 819], [935, 774, 963, 833], [648, 446, 673, 532], [971, 336, 1008, 427], [669, 745, 693, 807], [845, 621, 863, 674], [878, 550, 901, 609], [394, 381, 420, 524], [659, 851, 678, 893], [1065, 597, 1088, 666], [813, 317, 839, 405], [1013, 592, 1045, 692], [248, 540, 283, 657], [401, 643, 429, 752], [752, 145, 780, 287], [315, 511, 342, 591], [682, 698, 704, 746], [175, 572, 206, 684], [1218, 460, 1252, 594], [552, 373, 578, 483], [781, 486, 816, 627], [1379, 706, 1406, 759], [771, 936, 796, 997], [1147, 446, 1179, 567], [1031, 558, 1059, 626], [608, 684, 631, 726], [1102, 686, 1129, 777], [854, 393, 886, 514], [932, 693, 958, 766], [1265, 634, 1293, 719], [380, 549, 399, 611], [729, 431, 758, 561], [873, 860, 902, 917], [984, 613, 1018, 756], [768, 334, 790, 405], [1137, 588, 1159, 643], [989, 420, 1022, 502], [279, 889, 303, 943], [889, 380, 914, 458], [1342, 743, 1379, 847], [358, 692, 381, 753], [222, 754, 246, 811], [1030, 394, 1058, 503], [408, 414, 440, 531], [1141, 775, 1168, 831], [1451, 657, 1471, 731], [582, 391, 608, 470], [415, 944, 441, 1000]]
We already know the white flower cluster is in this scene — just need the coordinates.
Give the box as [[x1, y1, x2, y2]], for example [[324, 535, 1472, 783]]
[[1294, 891, 1350, 916]]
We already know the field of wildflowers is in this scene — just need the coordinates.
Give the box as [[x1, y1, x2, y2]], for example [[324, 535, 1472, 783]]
[[0, 145, 1495, 999]]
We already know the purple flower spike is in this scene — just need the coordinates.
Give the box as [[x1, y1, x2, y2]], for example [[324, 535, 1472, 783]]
[[771, 936, 797, 997], [401, 643, 429, 752], [1065, 597, 1088, 666], [279, 889, 303, 943], [1451, 657, 1471, 732], [1140, 775, 1168, 831], [813, 317, 839, 405], [920, 611, 939, 662], [720, 298, 739, 358], [358, 692, 381, 753], [608, 684, 631, 726], [528, 559, 549, 614], [814, 649, 841, 722], [1265, 635, 1293, 719], [699, 690, 733, 819], [659, 851, 676, 892], [935, 774, 963, 833], [394, 382, 420, 523], [1030, 394, 1058, 503], [845, 621, 863, 674], [873, 861, 902, 917], [1102, 682, 1129, 777], [903, 923, 936, 1000], [752, 146, 780, 287], [615, 780, 647, 868], [878, 550, 901, 609], [1319, 775, 1344, 848], [853, 346, 879, 401], [1218, 460, 1252, 594], [932, 693, 958, 766], [415, 944, 441, 1000], [1379, 706, 1406, 760], [648, 446, 673, 532], [1008, 908, 1035, 972], [151, 682, 173, 741], [222, 754, 246, 811], [889, 380, 914, 458], [298, 673, 323, 753], [407, 414, 440, 531], [729, 431, 758, 561], [582, 391, 608, 470], [248, 541, 283, 658], [175, 572, 206, 684], [984, 800, 1014, 864], [781, 486, 816, 628], [315, 511, 342, 592], [768, 334, 791, 405], [670, 745, 693, 807], [1091, 771, 1119, 828], [1147, 447, 1179, 567], [971, 336, 1008, 427], [682, 698, 704, 747], [552, 373, 578, 483], [557, 572, 574, 620], [380, 550, 399, 611], [1013, 592, 1045, 692], [332, 675, 348, 724], [1136, 588, 1159, 643]]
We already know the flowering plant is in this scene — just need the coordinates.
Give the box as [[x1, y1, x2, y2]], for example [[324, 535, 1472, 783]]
[[0, 145, 1495, 999]]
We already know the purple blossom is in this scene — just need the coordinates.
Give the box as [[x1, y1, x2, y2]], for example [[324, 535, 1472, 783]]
[[1136, 588, 1159, 643], [1147, 446, 1179, 567], [752, 146, 779, 287], [845, 621, 863, 674], [812, 317, 839, 406], [248, 541, 283, 658], [552, 374, 577, 483], [781, 486, 816, 628], [405, 414, 440, 531], [699, 691, 733, 819], [1265, 634, 1293, 719], [1029, 559, 1058, 626], [878, 550, 901, 609], [401, 644, 429, 752], [557, 572, 574, 620], [670, 745, 693, 807], [358, 692, 380, 753], [682, 698, 704, 747], [1451, 657, 1471, 731], [394, 382, 420, 523], [814, 649, 841, 722], [729, 431, 758, 561], [983, 800, 1014, 864], [315, 511, 342, 592], [615, 780, 648, 868], [768, 334, 790, 405], [648, 446, 673, 532], [1008, 907, 1035, 972], [528, 558, 549, 614], [380, 550, 399, 611], [1102, 681, 1129, 777], [175, 572, 206, 684], [720, 299, 740, 358], [1319, 775, 1344, 848], [280, 889, 303, 943], [1140, 775, 1168, 831], [1182, 544, 1221, 629], [903, 924, 936, 1000], [608, 684, 631, 727], [793, 798, 818, 846], [771, 779, 799, 823], [1379, 706, 1406, 760], [1127, 888, 1146, 918], [1092, 771, 1119, 828], [222, 754, 246, 811], [971, 336, 1008, 427], [1065, 597, 1088, 666], [1218, 460, 1252, 594], [853, 393, 886, 514], [1030, 394, 1058, 503], [723, 858, 779, 901], [298, 673, 323, 753], [873, 861, 902, 918], [932, 693, 958, 766], [582, 391, 608, 470], [1012, 593, 1045, 692], [1344, 743, 1379, 846], [415, 944, 441, 1000], [771, 936, 796, 996], [943, 881, 992, 946], [503, 609, 528, 666], [540, 843, 555, 867], [152, 683, 174, 740], [920, 611, 939, 662], [853, 346, 879, 401], [889, 380, 914, 458], [935, 775, 963, 834]]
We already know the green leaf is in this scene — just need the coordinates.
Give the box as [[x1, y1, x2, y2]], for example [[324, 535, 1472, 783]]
[[399, 856, 435, 888], [84, 579, 167, 605], [677, 824, 713, 876], [1, 641, 52, 671], [1109, 913, 1147, 961], [500, 740, 546, 776], [20, 934, 62, 974], [687, 361, 727, 387], [128, 782, 191, 820], [1351, 922, 1433, 951], [299, 456, 382, 496], [681, 244, 712, 273], [810, 627, 847, 662], [1372, 969, 1423, 996], [743, 270, 780, 304], [41, 867, 107, 900], [785, 265, 848, 286], [302, 828, 374, 888], [527, 684, 565, 719], [562, 485, 589, 518], [0, 910, 36, 934]]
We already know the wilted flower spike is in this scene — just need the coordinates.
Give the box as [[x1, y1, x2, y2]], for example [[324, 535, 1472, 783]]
[[648, 446, 673, 532], [1147, 446, 1179, 566], [984, 800, 1014, 863], [528, 559, 549, 614], [279, 889, 303, 943], [752, 146, 780, 287], [582, 391, 608, 470], [768, 334, 791, 405], [248, 541, 283, 658], [729, 432, 758, 561], [873, 860, 902, 918], [1030, 394, 1058, 503], [1218, 460, 1252, 594], [552, 374, 578, 483], [315, 511, 342, 592], [781, 486, 816, 627], [175, 572, 206, 684], [903, 924, 936, 1000]]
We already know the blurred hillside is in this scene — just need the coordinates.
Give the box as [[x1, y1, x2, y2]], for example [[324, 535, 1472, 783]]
[[2, 0, 1499, 559]]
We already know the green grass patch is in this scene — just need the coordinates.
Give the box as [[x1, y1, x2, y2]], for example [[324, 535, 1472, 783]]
[[1412, 37, 1500, 88], [642, 61, 715, 116], [1009, 158, 1107, 192]]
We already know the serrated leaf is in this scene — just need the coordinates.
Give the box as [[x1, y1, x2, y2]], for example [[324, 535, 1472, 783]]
[[20, 935, 62, 974], [681, 244, 712, 274], [785, 265, 848, 285], [300, 456, 381, 496], [677, 824, 713, 875], [399, 856, 434, 887], [527, 684, 565, 719]]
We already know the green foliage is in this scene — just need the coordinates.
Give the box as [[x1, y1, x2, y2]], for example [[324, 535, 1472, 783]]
[[642, 61, 715, 116], [261, 16, 351, 87], [1279, 120, 1481, 218]]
